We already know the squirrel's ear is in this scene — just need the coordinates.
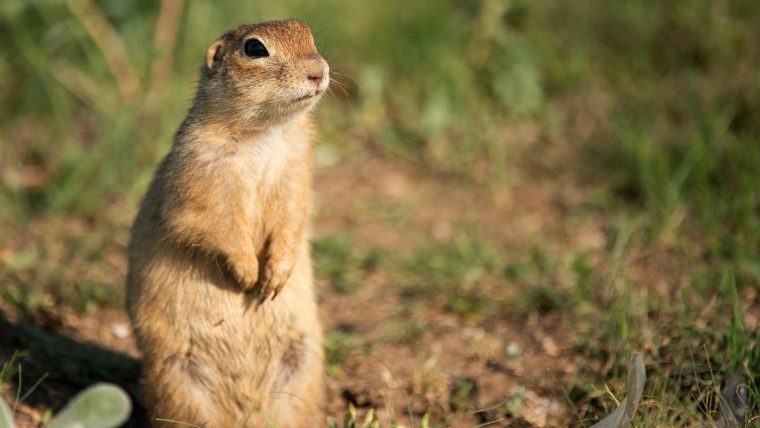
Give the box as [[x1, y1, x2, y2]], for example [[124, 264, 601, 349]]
[[205, 40, 225, 77]]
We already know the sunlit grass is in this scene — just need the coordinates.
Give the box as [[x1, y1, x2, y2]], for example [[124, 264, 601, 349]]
[[1, 0, 759, 425]]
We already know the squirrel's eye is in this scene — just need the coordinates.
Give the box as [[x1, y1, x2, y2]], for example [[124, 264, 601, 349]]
[[244, 38, 269, 58]]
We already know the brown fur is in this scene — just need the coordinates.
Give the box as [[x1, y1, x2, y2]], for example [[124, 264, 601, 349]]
[[126, 20, 328, 427]]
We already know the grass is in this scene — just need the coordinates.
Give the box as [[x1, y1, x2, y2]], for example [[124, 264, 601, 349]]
[[0, 351, 49, 421], [1, 0, 759, 426], [314, 234, 386, 294]]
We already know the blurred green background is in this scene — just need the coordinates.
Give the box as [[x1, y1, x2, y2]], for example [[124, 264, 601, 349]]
[[1, 0, 759, 426]]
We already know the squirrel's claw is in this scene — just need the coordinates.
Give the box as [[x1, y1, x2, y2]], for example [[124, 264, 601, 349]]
[[258, 256, 293, 301]]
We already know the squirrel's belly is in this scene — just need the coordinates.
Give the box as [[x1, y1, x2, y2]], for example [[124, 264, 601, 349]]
[[129, 240, 321, 425], [132, 244, 317, 354]]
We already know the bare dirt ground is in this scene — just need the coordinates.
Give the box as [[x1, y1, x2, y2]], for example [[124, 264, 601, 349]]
[[0, 135, 617, 427]]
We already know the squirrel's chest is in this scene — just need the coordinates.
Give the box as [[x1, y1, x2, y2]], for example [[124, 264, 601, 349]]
[[231, 141, 291, 193]]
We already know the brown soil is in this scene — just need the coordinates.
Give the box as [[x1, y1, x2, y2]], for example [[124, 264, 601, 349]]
[[0, 138, 602, 427]]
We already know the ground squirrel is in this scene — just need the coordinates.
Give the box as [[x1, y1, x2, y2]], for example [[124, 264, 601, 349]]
[[126, 20, 328, 427]]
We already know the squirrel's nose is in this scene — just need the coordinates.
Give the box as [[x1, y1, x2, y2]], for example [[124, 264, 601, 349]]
[[307, 70, 324, 84], [306, 58, 326, 86]]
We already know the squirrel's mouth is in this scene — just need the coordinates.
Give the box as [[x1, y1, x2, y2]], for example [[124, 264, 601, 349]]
[[294, 94, 315, 102], [292, 90, 324, 104]]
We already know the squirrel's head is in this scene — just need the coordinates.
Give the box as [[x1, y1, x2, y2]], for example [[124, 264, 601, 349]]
[[196, 20, 329, 128]]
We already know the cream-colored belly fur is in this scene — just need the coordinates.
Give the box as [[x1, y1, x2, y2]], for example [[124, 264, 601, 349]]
[[127, 237, 323, 427]]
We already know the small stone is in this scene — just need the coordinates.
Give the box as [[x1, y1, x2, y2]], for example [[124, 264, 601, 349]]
[[506, 342, 520, 359], [112, 323, 130, 339]]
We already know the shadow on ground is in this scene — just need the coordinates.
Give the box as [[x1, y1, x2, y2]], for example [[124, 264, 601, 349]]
[[0, 310, 146, 427]]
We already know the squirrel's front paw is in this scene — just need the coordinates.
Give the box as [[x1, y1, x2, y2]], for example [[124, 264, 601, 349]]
[[228, 254, 259, 291], [258, 254, 295, 300]]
